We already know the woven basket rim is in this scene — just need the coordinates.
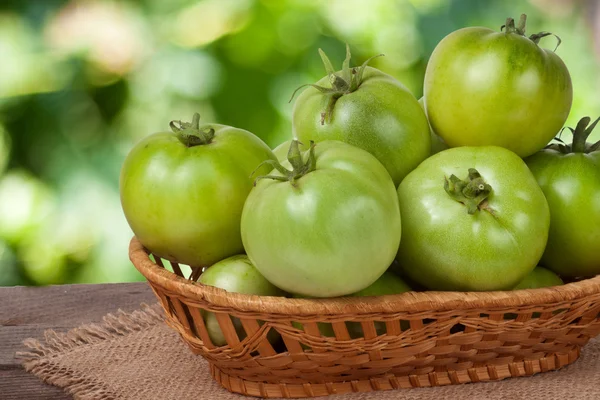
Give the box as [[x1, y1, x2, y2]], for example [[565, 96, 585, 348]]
[[129, 236, 600, 316]]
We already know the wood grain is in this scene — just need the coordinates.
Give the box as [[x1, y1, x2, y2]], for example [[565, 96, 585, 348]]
[[0, 282, 156, 400]]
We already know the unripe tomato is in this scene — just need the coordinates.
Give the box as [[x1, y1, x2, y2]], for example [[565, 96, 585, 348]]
[[199, 255, 286, 346], [292, 46, 430, 186], [425, 14, 572, 157], [397, 146, 550, 291], [242, 140, 401, 297], [120, 114, 275, 267], [526, 117, 600, 277], [513, 267, 563, 290]]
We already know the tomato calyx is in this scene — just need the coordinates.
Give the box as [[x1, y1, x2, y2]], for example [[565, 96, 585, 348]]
[[444, 168, 494, 215], [548, 116, 600, 154], [251, 140, 316, 186], [501, 14, 562, 52], [169, 113, 215, 147], [289, 44, 383, 125]]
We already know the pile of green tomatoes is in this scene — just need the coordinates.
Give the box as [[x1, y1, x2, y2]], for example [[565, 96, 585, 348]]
[[120, 15, 599, 344]]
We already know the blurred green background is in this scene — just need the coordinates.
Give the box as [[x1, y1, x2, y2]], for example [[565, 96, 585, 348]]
[[0, 0, 599, 286]]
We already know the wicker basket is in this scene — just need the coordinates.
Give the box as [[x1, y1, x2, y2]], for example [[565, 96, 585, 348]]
[[130, 237, 600, 398]]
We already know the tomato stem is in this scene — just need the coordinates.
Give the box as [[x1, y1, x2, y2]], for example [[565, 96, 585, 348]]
[[502, 15, 525, 35], [170, 113, 215, 147], [251, 140, 316, 186], [444, 168, 493, 215], [517, 14, 527, 33], [288, 45, 383, 125], [501, 14, 562, 51], [549, 116, 600, 154]]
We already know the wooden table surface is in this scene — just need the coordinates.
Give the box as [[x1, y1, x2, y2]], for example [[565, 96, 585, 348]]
[[0, 282, 156, 400]]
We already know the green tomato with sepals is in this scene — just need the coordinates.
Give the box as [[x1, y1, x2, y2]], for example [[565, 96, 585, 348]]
[[525, 116, 600, 278], [242, 140, 401, 298], [292, 45, 430, 186], [397, 146, 550, 291], [120, 113, 275, 267], [424, 14, 572, 157]]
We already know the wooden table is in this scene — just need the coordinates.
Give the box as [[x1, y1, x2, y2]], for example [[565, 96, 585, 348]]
[[0, 283, 156, 400]]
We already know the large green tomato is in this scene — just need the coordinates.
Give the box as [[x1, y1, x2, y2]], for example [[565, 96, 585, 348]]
[[525, 117, 600, 277], [292, 46, 430, 186], [424, 14, 572, 157], [241, 140, 401, 297], [199, 255, 286, 346], [397, 146, 550, 291], [513, 266, 563, 290], [120, 113, 275, 267]]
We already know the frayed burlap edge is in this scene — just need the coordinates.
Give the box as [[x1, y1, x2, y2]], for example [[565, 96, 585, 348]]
[[16, 303, 164, 400]]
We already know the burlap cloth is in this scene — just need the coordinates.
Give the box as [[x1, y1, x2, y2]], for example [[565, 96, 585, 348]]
[[17, 303, 600, 400]]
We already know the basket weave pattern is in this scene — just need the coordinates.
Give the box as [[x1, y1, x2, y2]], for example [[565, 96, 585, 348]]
[[130, 238, 600, 398]]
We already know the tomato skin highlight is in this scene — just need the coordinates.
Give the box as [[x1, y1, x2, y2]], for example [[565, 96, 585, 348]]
[[120, 122, 275, 267], [525, 126, 600, 277], [397, 146, 550, 291], [293, 66, 430, 186], [241, 140, 401, 298], [425, 25, 572, 157]]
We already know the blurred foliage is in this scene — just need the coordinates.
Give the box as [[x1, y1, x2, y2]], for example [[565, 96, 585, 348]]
[[0, 0, 598, 286]]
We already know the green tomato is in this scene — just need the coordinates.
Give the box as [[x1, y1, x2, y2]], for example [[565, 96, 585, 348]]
[[241, 140, 401, 297], [397, 146, 550, 291], [418, 97, 449, 155], [199, 255, 286, 346], [351, 271, 412, 297], [120, 114, 275, 267], [513, 266, 563, 290], [292, 46, 430, 186], [525, 117, 600, 277], [424, 15, 572, 157]]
